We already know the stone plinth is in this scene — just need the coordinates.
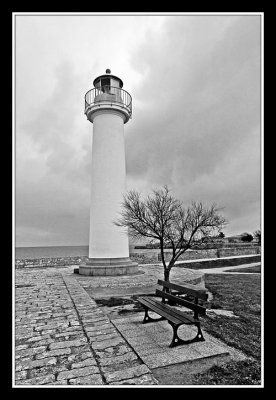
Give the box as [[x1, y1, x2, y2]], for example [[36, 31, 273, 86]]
[[79, 257, 139, 276]]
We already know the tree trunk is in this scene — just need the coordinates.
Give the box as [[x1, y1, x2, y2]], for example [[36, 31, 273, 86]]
[[164, 268, 170, 282], [159, 239, 167, 270]]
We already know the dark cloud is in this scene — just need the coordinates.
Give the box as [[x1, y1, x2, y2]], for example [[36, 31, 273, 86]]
[[125, 16, 261, 234]]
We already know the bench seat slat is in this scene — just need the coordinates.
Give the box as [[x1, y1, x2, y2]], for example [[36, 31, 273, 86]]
[[157, 280, 208, 301], [140, 296, 196, 323], [144, 296, 197, 324], [148, 298, 196, 324], [138, 297, 182, 324], [138, 296, 195, 325]]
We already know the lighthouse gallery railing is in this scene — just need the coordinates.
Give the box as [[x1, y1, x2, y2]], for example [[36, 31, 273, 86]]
[[84, 86, 132, 118]]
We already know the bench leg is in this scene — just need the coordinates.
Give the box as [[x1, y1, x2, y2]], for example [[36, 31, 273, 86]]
[[142, 307, 166, 324], [168, 322, 205, 347]]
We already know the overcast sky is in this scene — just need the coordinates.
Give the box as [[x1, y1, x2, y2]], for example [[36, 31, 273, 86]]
[[14, 13, 262, 247]]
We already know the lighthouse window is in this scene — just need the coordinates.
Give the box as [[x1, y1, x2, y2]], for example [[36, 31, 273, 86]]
[[101, 78, 110, 93]]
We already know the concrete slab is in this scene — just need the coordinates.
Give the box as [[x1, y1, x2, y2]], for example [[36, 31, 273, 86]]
[[112, 314, 230, 370], [74, 264, 206, 299]]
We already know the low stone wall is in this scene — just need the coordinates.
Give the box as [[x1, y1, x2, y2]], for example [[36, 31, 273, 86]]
[[218, 247, 260, 257], [15, 256, 89, 269], [175, 254, 261, 270], [135, 245, 261, 262]]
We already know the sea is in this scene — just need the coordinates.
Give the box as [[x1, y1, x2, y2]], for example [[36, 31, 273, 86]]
[[15, 246, 89, 260], [15, 244, 144, 260]]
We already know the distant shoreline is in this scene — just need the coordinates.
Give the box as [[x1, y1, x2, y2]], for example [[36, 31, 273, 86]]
[[14, 244, 152, 260]]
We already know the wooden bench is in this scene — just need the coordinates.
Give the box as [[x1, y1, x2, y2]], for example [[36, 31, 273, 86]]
[[137, 280, 208, 348]]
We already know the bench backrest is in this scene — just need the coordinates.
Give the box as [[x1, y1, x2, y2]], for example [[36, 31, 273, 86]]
[[156, 280, 207, 317], [157, 280, 208, 301]]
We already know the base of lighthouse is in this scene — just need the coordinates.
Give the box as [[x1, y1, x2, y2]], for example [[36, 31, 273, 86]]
[[79, 257, 139, 276]]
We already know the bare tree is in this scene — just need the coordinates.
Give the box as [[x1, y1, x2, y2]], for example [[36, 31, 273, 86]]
[[253, 229, 261, 244], [115, 186, 228, 282]]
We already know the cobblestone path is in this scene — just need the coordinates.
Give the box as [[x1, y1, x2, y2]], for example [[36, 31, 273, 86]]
[[14, 269, 158, 386]]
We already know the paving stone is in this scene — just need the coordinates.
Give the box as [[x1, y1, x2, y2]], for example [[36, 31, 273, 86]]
[[15, 346, 47, 359], [84, 326, 116, 334], [58, 326, 83, 333], [69, 374, 104, 385], [29, 338, 55, 347], [16, 328, 34, 335], [16, 333, 36, 341], [57, 366, 100, 381], [70, 321, 80, 326], [15, 370, 28, 380], [71, 344, 91, 354], [55, 334, 81, 341], [88, 333, 119, 343], [101, 359, 142, 374], [15, 374, 56, 385], [15, 344, 29, 351], [109, 374, 158, 385], [17, 356, 34, 363], [55, 331, 83, 338], [49, 339, 87, 350], [36, 348, 72, 359], [16, 357, 57, 371], [95, 345, 132, 358], [99, 352, 138, 367], [41, 329, 58, 335], [91, 337, 126, 350], [81, 313, 105, 319], [71, 358, 98, 369], [27, 335, 51, 343], [105, 364, 151, 383], [29, 364, 68, 378], [49, 380, 68, 385]]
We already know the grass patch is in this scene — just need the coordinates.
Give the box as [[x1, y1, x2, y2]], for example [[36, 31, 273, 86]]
[[193, 359, 261, 385], [203, 274, 261, 360], [195, 273, 261, 385], [224, 265, 261, 273]]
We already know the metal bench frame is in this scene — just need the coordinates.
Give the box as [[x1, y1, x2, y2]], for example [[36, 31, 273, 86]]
[[137, 280, 208, 348]]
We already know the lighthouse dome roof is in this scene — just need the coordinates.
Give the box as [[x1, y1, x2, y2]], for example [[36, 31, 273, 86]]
[[93, 69, 123, 88]]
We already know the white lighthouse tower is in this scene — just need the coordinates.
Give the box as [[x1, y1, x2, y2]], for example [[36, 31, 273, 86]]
[[79, 69, 139, 276]]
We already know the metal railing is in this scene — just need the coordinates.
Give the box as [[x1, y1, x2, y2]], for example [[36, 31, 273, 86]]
[[84, 86, 132, 117]]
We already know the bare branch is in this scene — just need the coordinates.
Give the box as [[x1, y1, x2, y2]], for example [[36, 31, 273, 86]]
[[114, 186, 228, 281]]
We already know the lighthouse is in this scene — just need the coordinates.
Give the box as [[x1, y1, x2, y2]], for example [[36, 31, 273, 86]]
[[79, 70, 139, 276]]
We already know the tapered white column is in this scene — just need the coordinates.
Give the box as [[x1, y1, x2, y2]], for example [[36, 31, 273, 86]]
[[89, 110, 129, 258]]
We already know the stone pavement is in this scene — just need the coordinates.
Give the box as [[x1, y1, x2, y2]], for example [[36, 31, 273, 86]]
[[14, 268, 158, 386], [14, 262, 251, 386]]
